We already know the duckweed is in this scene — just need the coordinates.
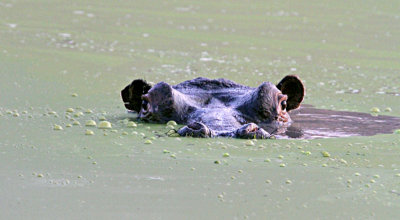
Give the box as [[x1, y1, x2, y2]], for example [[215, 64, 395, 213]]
[[66, 124, 72, 128], [37, 173, 44, 178], [66, 108, 74, 113], [72, 121, 81, 126], [74, 112, 84, 117], [122, 131, 128, 135], [370, 107, 380, 113], [53, 124, 63, 130], [163, 149, 170, 154], [71, 93, 78, 97], [264, 158, 271, 162], [127, 121, 137, 128], [144, 140, 152, 144], [384, 107, 392, 112], [303, 151, 312, 155], [321, 151, 331, 157], [85, 109, 93, 114], [214, 160, 221, 164], [85, 129, 94, 135], [245, 140, 255, 146], [167, 129, 180, 137], [167, 120, 177, 126], [98, 121, 112, 129], [285, 179, 292, 184], [166, 125, 175, 129], [98, 116, 106, 121], [85, 120, 97, 127], [280, 163, 286, 167], [170, 154, 176, 159], [13, 112, 20, 117], [265, 179, 272, 184], [223, 153, 230, 158]]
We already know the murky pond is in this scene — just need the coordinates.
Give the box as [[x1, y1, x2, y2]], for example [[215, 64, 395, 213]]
[[280, 105, 400, 139], [1, 0, 400, 219]]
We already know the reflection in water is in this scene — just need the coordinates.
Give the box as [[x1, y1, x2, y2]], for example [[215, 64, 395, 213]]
[[277, 105, 400, 139]]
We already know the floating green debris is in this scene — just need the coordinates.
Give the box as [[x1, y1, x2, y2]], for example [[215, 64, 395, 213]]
[[77, 175, 82, 179], [222, 153, 230, 158], [395, 173, 400, 177], [85, 129, 94, 135], [322, 164, 328, 167], [373, 174, 380, 179], [127, 121, 137, 128], [384, 107, 392, 112], [247, 158, 253, 162], [98, 121, 112, 129], [37, 173, 44, 178], [285, 179, 292, 184], [170, 154, 176, 159], [144, 140, 152, 144], [74, 112, 84, 117], [166, 125, 175, 129], [71, 93, 78, 97], [394, 129, 400, 134], [13, 112, 20, 117], [264, 158, 271, 162], [302, 151, 312, 155], [121, 131, 128, 135], [66, 124, 72, 128], [370, 107, 380, 113], [73, 121, 81, 126], [280, 163, 286, 167], [85, 120, 97, 127], [370, 179, 376, 183], [278, 155, 284, 159], [167, 120, 177, 126], [163, 149, 170, 154], [167, 129, 180, 137], [53, 124, 63, 130], [98, 116, 106, 121], [66, 108, 74, 113], [354, 172, 361, 176], [245, 140, 255, 146], [265, 179, 272, 184], [214, 160, 221, 164], [321, 151, 331, 157], [85, 109, 93, 114]]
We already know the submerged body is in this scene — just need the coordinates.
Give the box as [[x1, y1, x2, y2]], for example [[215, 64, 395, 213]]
[[121, 76, 305, 138]]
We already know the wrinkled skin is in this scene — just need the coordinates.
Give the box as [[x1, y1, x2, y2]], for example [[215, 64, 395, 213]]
[[121, 75, 305, 139]]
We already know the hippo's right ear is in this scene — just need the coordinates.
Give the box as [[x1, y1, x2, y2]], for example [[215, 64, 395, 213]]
[[276, 75, 305, 111], [121, 79, 152, 112]]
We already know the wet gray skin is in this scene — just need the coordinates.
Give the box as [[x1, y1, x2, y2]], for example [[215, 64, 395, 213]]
[[121, 75, 305, 139]]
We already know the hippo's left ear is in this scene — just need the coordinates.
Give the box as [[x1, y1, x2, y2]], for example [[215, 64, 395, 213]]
[[276, 75, 305, 111], [121, 79, 152, 112]]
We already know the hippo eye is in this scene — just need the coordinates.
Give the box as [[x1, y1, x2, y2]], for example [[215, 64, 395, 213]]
[[281, 100, 287, 110]]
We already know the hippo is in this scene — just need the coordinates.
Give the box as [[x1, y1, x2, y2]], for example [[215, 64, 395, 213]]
[[121, 75, 305, 139]]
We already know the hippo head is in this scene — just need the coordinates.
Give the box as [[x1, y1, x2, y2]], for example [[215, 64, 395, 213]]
[[121, 75, 304, 139]]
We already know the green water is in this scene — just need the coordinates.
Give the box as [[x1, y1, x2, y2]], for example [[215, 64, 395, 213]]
[[1, 0, 400, 219]]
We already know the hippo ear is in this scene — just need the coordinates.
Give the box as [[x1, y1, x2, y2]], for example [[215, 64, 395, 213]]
[[121, 79, 152, 112], [276, 75, 305, 111]]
